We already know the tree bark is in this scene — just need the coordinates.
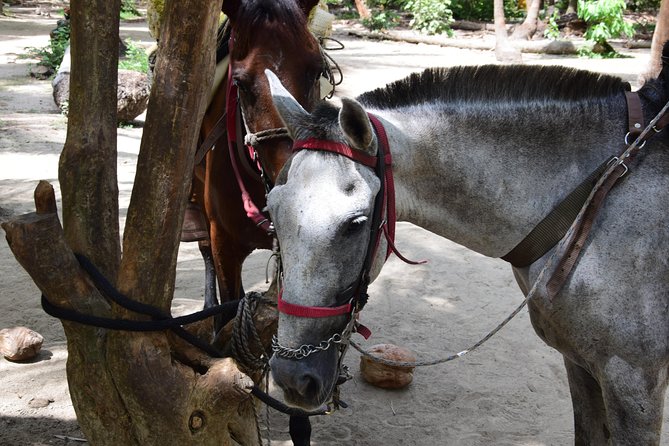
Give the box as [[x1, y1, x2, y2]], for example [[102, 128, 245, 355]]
[[60, 0, 122, 284], [1, 0, 276, 443], [640, 0, 669, 82], [494, 0, 523, 62], [354, 0, 371, 20], [511, 0, 542, 40]]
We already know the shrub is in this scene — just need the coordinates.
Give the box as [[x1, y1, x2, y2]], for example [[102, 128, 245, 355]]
[[118, 39, 149, 73], [578, 0, 634, 46], [23, 21, 70, 73], [404, 0, 453, 35]]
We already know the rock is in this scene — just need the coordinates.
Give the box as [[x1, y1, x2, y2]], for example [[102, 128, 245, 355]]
[[52, 63, 150, 122], [116, 69, 150, 122], [359, 343, 416, 389], [0, 327, 44, 361], [30, 64, 53, 80], [28, 397, 53, 409]]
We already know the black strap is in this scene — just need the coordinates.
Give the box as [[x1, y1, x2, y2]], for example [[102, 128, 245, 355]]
[[501, 157, 614, 267], [42, 254, 240, 357], [43, 254, 328, 424], [289, 416, 313, 446]]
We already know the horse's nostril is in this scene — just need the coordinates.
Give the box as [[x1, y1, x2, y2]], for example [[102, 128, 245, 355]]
[[296, 372, 321, 398]]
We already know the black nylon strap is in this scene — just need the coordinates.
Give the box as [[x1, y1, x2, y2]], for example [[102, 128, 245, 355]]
[[501, 157, 614, 267], [43, 254, 328, 420], [42, 254, 242, 357]]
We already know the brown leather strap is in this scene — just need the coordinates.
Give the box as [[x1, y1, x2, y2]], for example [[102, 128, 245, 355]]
[[625, 91, 644, 137], [195, 111, 227, 165], [545, 161, 626, 298]]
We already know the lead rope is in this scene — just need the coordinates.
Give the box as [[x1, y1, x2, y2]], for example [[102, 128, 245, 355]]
[[230, 292, 271, 373], [351, 98, 669, 370]]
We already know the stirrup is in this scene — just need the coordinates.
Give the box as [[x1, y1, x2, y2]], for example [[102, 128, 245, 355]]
[[181, 201, 209, 242]]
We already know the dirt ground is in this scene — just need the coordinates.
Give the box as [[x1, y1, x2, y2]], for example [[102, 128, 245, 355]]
[[1, 5, 667, 446]]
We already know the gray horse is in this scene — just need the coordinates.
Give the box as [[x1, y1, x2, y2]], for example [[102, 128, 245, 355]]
[[264, 60, 669, 445]]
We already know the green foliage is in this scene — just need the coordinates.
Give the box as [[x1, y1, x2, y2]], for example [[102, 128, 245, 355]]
[[625, 0, 661, 12], [404, 0, 453, 35], [118, 39, 149, 73], [578, 0, 634, 45], [451, 0, 491, 20], [368, 0, 408, 7], [577, 44, 630, 58], [120, 0, 141, 19], [544, 11, 561, 40], [447, 0, 524, 21], [23, 22, 70, 73], [362, 10, 402, 30]]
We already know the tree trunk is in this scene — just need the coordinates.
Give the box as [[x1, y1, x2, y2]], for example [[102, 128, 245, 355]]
[[494, 0, 523, 62], [640, 0, 669, 82], [2, 0, 274, 443], [354, 0, 371, 20], [511, 0, 542, 40]]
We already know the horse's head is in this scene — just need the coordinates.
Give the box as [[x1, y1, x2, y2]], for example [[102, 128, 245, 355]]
[[265, 70, 387, 410], [223, 0, 326, 181]]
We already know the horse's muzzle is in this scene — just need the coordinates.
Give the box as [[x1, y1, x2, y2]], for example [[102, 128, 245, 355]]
[[270, 349, 339, 410]]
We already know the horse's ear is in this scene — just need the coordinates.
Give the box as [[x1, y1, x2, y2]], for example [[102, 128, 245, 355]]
[[265, 69, 309, 137], [339, 98, 374, 154], [300, 0, 321, 16], [222, 0, 240, 21]]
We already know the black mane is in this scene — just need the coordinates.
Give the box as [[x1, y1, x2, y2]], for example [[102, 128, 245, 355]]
[[356, 65, 631, 109]]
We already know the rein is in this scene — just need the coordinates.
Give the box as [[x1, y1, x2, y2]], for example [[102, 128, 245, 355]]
[[40, 254, 330, 421]]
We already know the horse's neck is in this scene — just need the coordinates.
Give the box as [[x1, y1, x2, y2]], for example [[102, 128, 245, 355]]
[[374, 100, 626, 258]]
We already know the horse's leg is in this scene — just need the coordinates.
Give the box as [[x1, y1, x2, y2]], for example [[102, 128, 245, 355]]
[[198, 238, 222, 327], [208, 223, 251, 302], [598, 357, 667, 445], [563, 358, 609, 445]]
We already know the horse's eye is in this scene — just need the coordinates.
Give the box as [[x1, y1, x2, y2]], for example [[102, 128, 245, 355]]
[[233, 79, 246, 92], [232, 74, 251, 93], [344, 215, 368, 236]]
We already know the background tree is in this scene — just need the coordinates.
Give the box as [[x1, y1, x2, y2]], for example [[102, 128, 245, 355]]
[[2, 0, 271, 443], [641, 0, 669, 81], [355, 0, 372, 19], [494, 0, 523, 61], [511, 0, 541, 40]]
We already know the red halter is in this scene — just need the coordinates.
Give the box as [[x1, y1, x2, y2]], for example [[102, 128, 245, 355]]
[[277, 114, 397, 328]]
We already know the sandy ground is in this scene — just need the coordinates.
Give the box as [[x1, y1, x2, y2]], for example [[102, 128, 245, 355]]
[[1, 6, 667, 446]]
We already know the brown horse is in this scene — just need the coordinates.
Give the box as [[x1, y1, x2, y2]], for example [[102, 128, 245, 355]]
[[187, 0, 332, 329]]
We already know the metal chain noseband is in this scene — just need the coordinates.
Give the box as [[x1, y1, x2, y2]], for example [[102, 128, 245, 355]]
[[272, 332, 345, 360], [271, 311, 359, 360]]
